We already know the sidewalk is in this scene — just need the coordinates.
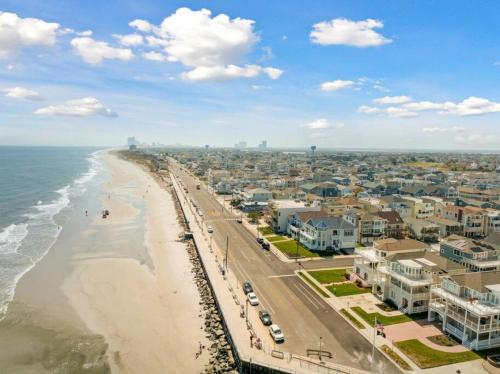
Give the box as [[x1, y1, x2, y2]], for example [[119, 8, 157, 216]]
[[170, 172, 370, 374]]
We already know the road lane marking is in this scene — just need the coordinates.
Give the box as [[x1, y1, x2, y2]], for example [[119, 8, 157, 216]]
[[294, 283, 320, 310], [268, 274, 296, 278]]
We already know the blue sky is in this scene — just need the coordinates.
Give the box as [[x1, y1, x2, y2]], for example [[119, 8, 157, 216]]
[[1, 0, 500, 149]]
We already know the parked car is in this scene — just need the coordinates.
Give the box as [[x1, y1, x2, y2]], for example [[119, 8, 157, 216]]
[[247, 292, 259, 306], [256, 237, 264, 244], [261, 241, 270, 250], [269, 324, 284, 343], [242, 282, 253, 294], [207, 225, 213, 233], [259, 310, 272, 326], [236, 217, 243, 224]]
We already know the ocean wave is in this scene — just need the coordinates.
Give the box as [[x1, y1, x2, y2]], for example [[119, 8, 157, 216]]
[[0, 224, 29, 255], [0, 150, 104, 317]]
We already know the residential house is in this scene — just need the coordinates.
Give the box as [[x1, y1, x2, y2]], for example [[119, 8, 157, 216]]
[[353, 238, 429, 286], [405, 217, 440, 242], [428, 216, 463, 238], [440, 236, 500, 271], [344, 209, 386, 245], [377, 210, 407, 239], [266, 200, 321, 233], [428, 271, 500, 350], [299, 217, 357, 251], [373, 250, 465, 314]]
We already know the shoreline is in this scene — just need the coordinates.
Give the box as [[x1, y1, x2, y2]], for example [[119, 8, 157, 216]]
[[0, 150, 209, 373]]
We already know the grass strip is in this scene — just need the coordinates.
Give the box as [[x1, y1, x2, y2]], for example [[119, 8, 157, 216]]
[[328, 283, 371, 297], [274, 240, 319, 258], [395, 339, 479, 368], [340, 308, 365, 329], [298, 272, 329, 298], [381, 345, 413, 371], [308, 268, 347, 284], [351, 306, 412, 325]]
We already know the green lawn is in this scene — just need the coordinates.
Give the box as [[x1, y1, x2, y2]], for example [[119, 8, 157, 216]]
[[340, 308, 365, 329], [328, 283, 370, 296], [395, 339, 479, 369], [273, 240, 319, 258], [258, 226, 275, 235], [309, 268, 348, 284], [381, 345, 412, 371], [267, 235, 289, 242], [351, 306, 412, 325], [298, 272, 329, 298]]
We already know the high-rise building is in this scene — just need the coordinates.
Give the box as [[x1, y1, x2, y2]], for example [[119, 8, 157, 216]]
[[127, 137, 138, 146], [258, 140, 267, 150], [234, 141, 247, 149]]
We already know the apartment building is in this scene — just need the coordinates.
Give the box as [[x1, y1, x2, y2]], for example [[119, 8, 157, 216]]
[[440, 236, 500, 271], [428, 271, 500, 350], [428, 216, 463, 238], [405, 217, 440, 242], [485, 209, 500, 235]]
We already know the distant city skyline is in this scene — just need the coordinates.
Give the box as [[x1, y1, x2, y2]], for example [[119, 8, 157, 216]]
[[1, 1, 500, 150]]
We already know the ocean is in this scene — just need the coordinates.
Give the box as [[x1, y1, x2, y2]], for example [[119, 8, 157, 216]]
[[0, 146, 104, 316]]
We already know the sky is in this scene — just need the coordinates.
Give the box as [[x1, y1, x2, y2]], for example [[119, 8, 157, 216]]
[[1, 0, 500, 150]]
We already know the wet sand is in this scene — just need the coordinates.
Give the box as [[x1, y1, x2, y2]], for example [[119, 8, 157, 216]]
[[0, 152, 207, 373]]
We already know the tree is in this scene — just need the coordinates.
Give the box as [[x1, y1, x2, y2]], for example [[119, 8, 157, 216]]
[[247, 211, 262, 224], [230, 198, 243, 207]]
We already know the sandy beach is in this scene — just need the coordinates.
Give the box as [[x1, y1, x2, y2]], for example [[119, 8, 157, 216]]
[[0, 151, 207, 373]]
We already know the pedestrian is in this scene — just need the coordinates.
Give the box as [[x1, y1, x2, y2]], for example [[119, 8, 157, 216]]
[[85, 210, 88, 216]]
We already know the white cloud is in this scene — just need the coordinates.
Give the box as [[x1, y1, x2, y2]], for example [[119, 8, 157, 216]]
[[374, 95, 412, 105], [310, 18, 392, 47], [439, 97, 500, 116], [260, 46, 275, 61], [385, 106, 417, 118], [452, 126, 465, 132], [303, 118, 331, 129], [130, 8, 282, 81], [320, 80, 354, 92], [142, 51, 167, 62], [358, 105, 380, 114], [182, 64, 282, 81], [422, 127, 447, 133], [129, 19, 155, 33], [403, 101, 444, 111], [60, 28, 92, 37], [2, 87, 42, 100], [0, 11, 60, 58], [113, 33, 143, 47], [251, 85, 270, 90], [35, 97, 116, 117], [70, 37, 134, 64]]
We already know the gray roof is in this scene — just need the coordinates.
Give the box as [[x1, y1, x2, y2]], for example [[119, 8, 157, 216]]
[[306, 217, 355, 230]]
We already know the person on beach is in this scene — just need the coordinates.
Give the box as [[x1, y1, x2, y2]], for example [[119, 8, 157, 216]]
[[85, 210, 88, 216]]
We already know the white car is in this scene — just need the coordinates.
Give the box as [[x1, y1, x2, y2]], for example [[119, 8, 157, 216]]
[[269, 324, 284, 343], [247, 292, 259, 306], [207, 225, 214, 233]]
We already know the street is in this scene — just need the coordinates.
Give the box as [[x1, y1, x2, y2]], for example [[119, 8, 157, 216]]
[[171, 162, 401, 374]]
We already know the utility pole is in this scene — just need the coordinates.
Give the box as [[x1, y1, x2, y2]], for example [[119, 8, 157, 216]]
[[319, 336, 323, 361], [224, 235, 229, 272]]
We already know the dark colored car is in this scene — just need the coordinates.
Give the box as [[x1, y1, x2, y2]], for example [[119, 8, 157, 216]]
[[256, 237, 264, 244], [242, 282, 253, 294], [261, 241, 270, 250], [259, 310, 272, 326]]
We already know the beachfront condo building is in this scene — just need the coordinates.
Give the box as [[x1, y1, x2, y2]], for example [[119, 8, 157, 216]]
[[428, 271, 500, 350]]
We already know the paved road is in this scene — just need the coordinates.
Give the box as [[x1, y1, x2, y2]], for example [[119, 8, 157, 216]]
[[171, 163, 400, 374]]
